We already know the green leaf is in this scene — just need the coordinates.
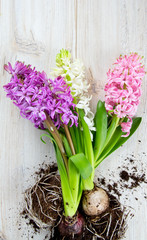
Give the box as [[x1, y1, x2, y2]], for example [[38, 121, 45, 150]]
[[40, 133, 55, 144], [94, 101, 107, 161], [104, 116, 120, 148], [69, 125, 78, 153], [77, 180, 83, 205], [74, 124, 83, 153], [78, 109, 95, 189], [82, 176, 94, 190], [95, 117, 142, 168], [55, 146, 76, 217], [61, 134, 72, 157], [78, 109, 94, 168], [69, 153, 93, 179], [104, 117, 142, 158], [95, 125, 122, 168], [94, 114, 119, 165], [68, 159, 81, 205]]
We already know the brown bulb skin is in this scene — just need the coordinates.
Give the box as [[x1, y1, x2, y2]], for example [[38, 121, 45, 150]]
[[58, 213, 85, 236]]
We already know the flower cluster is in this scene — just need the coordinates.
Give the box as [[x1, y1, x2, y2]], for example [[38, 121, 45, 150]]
[[105, 53, 145, 136], [4, 62, 78, 129], [51, 49, 89, 97], [51, 49, 96, 138], [76, 95, 96, 138]]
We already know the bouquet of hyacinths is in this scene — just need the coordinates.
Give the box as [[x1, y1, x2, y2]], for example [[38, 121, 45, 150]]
[[51, 50, 145, 216], [3, 50, 145, 239]]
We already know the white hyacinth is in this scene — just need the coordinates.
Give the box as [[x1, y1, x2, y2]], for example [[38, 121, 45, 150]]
[[51, 49, 96, 139]]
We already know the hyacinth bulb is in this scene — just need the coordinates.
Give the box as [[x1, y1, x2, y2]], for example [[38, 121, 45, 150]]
[[58, 213, 85, 237], [82, 187, 109, 216]]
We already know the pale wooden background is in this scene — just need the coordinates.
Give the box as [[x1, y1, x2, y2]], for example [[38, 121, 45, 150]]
[[0, 0, 147, 239]]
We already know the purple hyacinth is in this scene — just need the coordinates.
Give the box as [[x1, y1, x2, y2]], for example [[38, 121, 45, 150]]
[[4, 61, 78, 129]]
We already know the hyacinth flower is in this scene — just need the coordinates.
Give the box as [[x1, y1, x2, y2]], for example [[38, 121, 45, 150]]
[[51, 49, 96, 140], [3, 62, 94, 234], [50, 51, 145, 217], [93, 53, 145, 167], [81, 53, 145, 216]]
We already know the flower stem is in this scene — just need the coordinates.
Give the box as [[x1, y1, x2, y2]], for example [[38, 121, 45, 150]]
[[44, 115, 68, 173], [64, 124, 76, 155]]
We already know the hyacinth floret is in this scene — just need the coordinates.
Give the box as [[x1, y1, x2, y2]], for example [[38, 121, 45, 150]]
[[4, 62, 78, 129], [104, 53, 145, 137], [51, 49, 96, 139]]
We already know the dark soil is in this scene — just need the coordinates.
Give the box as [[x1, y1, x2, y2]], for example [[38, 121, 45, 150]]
[[23, 164, 128, 240], [97, 154, 147, 201], [50, 193, 127, 240], [119, 170, 130, 181], [23, 164, 63, 228]]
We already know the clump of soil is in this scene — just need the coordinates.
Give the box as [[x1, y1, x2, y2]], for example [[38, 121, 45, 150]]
[[24, 164, 63, 229], [119, 170, 146, 189], [98, 154, 147, 201], [119, 170, 130, 181], [50, 192, 127, 240], [23, 164, 128, 240]]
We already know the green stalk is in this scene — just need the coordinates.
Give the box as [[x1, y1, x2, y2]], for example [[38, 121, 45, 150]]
[[44, 115, 68, 173], [79, 109, 94, 190], [82, 141, 94, 190], [94, 115, 120, 164], [95, 125, 122, 168], [44, 115, 92, 217], [102, 116, 120, 151], [93, 101, 107, 161], [63, 124, 83, 214], [63, 124, 76, 155], [55, 146, 78, 217], [57, 132, 83, 217], [69, 125, 78, 153]]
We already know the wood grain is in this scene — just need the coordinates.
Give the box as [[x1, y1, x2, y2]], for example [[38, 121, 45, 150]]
[[0, 0, 147, 239]]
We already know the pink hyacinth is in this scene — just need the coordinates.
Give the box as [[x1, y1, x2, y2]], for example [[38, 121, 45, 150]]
[[105, 53, 145, 137], [120, 118, 132, 137], [4, 62, 78, 129]]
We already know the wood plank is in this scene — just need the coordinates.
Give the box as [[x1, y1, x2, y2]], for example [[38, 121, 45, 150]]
[[0, 0, 76, 239], [76, 1, 147, 239], [0, 0, 147, 239]]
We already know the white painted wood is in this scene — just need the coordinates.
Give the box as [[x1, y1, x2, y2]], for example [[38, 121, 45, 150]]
[[0, 0, 147, 239]]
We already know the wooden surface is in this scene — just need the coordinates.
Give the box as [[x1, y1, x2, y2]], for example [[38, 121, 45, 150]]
[[0, 0, 147, 239]]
